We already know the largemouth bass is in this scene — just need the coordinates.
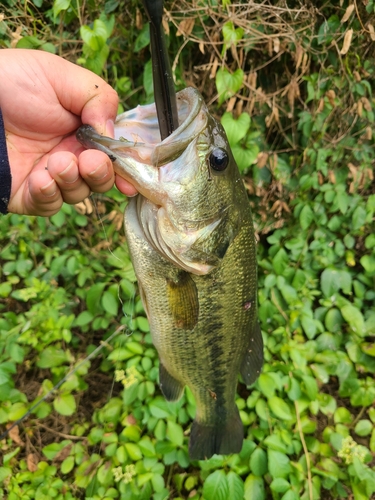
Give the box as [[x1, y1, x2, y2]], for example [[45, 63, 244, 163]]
[[77, 87, 263, 460]]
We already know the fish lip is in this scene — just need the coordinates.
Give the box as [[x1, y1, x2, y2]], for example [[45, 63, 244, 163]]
[[76, 88, 207, 167]]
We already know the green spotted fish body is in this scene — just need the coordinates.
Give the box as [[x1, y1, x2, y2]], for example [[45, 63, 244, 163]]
[[76, 88, 263, 459]]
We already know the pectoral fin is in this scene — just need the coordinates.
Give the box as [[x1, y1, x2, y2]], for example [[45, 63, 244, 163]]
[[166, 272, 199, 330], [240, 323, 264, 386], [159, 363, 184, 401]]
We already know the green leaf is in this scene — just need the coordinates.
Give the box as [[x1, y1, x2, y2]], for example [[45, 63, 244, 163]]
[[80, 20, 108, 51], [86, 283, 105, 314], [250, 448, 268, 476], [53, 0, 71, 18], [61, 456, 75, 474], [221, 112, 250, 145], [258, 373, 276, 399], [53, 393, 76, 416], [360, 255, 375, 275], [203, 470, 228, 500], [354, 420, 373, 437], [167, 420, 184, 447], [134, 24, 150, 52], [226, 471, 244, 500], [270, 478, 290, 493], [321, 268, 341, 298], [124, 443, 142, 461], [352, 206, 367, 230], [216, 68, 244, 105], [149, 397, 172, 419], [268, 397, 293, 420], [16, 36, 43, 49], [272, 248, 288, 275], [222, 21, 244, 47], [341, 304, 365, 334], [232, 143, 259, 173], [244, 475, 265, 500], [74, 310, 93, 326], [300, 205, 314, 229], [37, 347, 67, 368], [268, 450, 292, 478], [102, 291, 119, 316]]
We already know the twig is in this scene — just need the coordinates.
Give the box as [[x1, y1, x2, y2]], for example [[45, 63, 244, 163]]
[[37, 423, 86, 441], [294, 399, 314, 500]]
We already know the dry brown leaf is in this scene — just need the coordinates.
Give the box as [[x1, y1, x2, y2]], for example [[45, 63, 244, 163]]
[[84, 198, 93, 215], [11, 26, 22, 48], [317, 98, 325, 113], [199, 41, 205, 54], [318, 171, 324, 185], [235, 99, 244, 116], [27, 453, 39, 472], [281, 201, 291, 213], [365, 126, 372, 140], [328, 170, 336, 184], [209, 58, 219, 79], [226, 96, 237, 112], [340, 29, 353, 55], [353, 70, 361, 82], [248, 72, 257, 88], [256, 152, 269, 169], [135, 8, 142, 30], [74, 202, 86, 214], [326, 89, 336, 107], [8, 425, 24, 446], [54, 444, 73, 462], [176, 18, 194, 37], [368, 24, 375, 41], [348, 162, 358, 180], [341, 4, 354, 23], [162, 17, 170, 37], [357, 100, 363, 117], [268, 38, 273, 57], [367, 168, 374, 181], [273, 37, 280, 53], [295, 44, 304, 69], [361, 97, 371, 111]]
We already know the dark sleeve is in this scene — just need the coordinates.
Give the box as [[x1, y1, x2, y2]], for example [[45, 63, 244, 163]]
[[0, 108, 11, 214]]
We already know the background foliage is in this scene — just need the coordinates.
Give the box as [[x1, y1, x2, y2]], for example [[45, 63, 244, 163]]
[[0, 1, 375, 499]]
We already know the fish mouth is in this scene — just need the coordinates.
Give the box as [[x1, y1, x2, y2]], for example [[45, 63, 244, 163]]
[[76, 87, 207, 168]]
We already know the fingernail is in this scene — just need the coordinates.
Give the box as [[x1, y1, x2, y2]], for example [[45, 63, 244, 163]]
[[41, 180, 57, 197], [60, 161, 79, 183], [89, 162, 109, 181], [106, 119, 115, 138]]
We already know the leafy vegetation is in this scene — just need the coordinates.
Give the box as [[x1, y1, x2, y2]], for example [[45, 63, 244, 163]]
[[1, 1, 375, 499]]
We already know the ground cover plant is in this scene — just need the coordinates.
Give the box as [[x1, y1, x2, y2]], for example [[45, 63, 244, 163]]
[[0, 0, 374, 499]]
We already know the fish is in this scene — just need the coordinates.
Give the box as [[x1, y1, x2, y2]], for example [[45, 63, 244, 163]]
[[76, 87, 263, 460]]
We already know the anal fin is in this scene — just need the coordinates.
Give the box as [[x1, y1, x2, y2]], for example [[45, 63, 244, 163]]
[[240, 322, 264, 386], [159, 363, 184, 401]]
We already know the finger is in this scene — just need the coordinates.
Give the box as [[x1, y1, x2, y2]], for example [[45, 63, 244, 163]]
[[47, 151, 90, 204], [8, 168, 64, 217], [47, 55, 119, 136], [115, 175, 139, 197], [78, 149, 115, 193]]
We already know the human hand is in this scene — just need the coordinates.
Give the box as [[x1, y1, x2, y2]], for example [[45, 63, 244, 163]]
[[0, 48, 138, 216]]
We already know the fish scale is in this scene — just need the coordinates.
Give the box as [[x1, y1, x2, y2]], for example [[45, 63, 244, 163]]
[[76, 87, 263, 459]]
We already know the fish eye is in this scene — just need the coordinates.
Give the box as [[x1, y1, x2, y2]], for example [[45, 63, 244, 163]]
[[209, 148, 229, 172]]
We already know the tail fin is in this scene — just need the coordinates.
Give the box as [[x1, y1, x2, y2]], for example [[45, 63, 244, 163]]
[[189, 407, 243, 460]]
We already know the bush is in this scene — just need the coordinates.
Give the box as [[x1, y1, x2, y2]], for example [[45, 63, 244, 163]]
[[0, 1, 374, 499]]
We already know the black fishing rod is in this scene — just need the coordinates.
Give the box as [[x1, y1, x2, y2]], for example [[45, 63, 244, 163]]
[[142, 0, 179, 140]]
